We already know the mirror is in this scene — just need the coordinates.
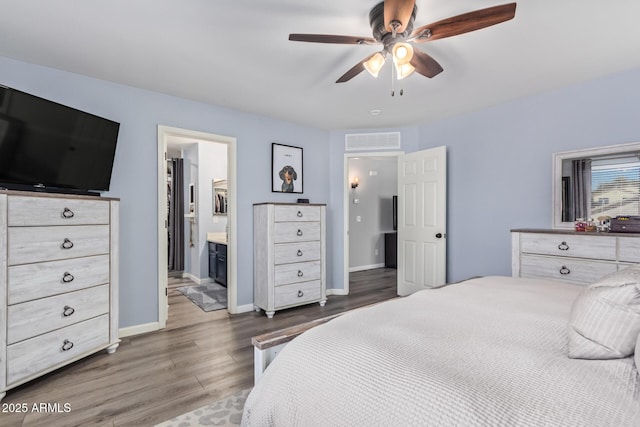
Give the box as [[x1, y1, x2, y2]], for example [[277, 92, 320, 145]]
[[553, 142, 640, 228], [213, 179, 227, 216]]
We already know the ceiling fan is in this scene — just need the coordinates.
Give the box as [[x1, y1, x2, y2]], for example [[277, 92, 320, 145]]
[[289, 0, 517, 83]]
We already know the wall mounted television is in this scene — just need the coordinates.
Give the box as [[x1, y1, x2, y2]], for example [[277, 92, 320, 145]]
[[0, 85, 120, 195]]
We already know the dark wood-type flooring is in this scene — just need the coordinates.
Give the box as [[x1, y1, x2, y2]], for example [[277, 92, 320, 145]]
[[1, 268, 396, 426]]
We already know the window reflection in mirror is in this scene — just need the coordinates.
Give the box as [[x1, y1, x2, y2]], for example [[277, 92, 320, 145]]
[[553, 142, 640, 228]]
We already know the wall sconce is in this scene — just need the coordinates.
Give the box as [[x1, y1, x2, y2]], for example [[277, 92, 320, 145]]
[[351, 177, 359, 189]]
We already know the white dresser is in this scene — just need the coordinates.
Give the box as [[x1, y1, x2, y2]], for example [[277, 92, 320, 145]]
[[511, 229, 640, 284], [0, 191, 119, 401], [253, 203, 326, 318]]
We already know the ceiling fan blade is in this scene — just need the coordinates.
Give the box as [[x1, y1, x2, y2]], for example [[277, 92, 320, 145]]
[[410, 49, 443, 78], [411, 3, 517, 43], [384, 0, 416, 33], [289, 34, 377, 45], [336, 54, 375, 83]]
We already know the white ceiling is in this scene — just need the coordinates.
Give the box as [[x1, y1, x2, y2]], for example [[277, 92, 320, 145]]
[[2, 0, 640, 130]]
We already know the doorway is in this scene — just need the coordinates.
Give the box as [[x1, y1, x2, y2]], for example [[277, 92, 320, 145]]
[[157, 125, 238, 329], [343, 147, 447, 296], [343, 151, 402, 295]]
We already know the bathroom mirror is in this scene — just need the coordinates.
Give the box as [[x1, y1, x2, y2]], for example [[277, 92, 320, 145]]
[[552, 141, 640, 228], [213, 179, 228, 216]]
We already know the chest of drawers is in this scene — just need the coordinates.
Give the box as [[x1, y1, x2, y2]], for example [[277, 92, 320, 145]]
[[0, 191, 119, 401], [511, 229, 640, 285], [253, 203, 327, 318]]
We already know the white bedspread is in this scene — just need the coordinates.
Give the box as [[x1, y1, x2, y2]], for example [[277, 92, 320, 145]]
[[242, 276, 640, 426]]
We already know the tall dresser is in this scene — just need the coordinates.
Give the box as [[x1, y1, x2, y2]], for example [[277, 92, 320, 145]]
[[511, 229, 640, 284], [0, 190, 119, 401], [253, 203, 326, 318]]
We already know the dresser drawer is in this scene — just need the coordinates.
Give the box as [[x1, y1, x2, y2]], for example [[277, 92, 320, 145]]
[[618, 237, 640, 263], [8, 225, 110, 265], [274, 260, 321, 286], [274, 280, 321, 308], [274, 222, 320, 243], [274, 205, 321, 222], [519, 233, 616, 260], [519, 255, 617, 285], [8, 196, 110, 226], [6, 315, 110, 386], [274, 241, 320, 265], [8, 254, 110, 304], [7, 284, 110, 344]]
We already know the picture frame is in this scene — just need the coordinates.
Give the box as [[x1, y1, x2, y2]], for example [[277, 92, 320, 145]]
[[272, 143, 303, 193]]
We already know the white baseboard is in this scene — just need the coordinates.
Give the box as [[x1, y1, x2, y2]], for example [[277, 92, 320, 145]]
[[182, 272, 213, 285], [119, 322, 160, 338], [236, 303, 256, 314], [348, 263, 385, 273], [327, 288, 348, 296]]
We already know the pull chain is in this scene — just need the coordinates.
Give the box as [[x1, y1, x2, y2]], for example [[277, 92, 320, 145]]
[[390, 67, 404, 97]]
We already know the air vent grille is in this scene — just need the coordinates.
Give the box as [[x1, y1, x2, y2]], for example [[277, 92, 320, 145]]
[[345, 132, 401, 151]]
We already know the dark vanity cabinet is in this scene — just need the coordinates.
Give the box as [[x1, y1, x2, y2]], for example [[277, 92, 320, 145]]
[[208, 242, 227, 287]]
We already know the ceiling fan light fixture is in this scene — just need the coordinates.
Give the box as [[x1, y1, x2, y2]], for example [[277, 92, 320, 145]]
[[363, 52, 386, 78], [395, 62, 416, 80], [392, 42, 414, 66]]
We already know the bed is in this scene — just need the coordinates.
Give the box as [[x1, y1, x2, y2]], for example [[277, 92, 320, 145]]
[[242, 275, 640, 426]]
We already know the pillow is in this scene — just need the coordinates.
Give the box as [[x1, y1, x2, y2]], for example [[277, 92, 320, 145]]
[[567, 266, 640, 359]]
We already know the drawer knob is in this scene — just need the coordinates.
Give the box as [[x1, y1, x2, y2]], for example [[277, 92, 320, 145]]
[[297, 290, 304, 298], [61, 339, 74, 352], [61, 238, 74, 250], [559, 266, 571, 275], [298, 270, 304, 277], [297, 249, 303, 257], [297, 229, 303, 236], [63, 305, 75, 317], [62, 272, 75, 283], [558, 241, 569, 251], [61, 207, 75, 219], [297, 211, 303, 218]]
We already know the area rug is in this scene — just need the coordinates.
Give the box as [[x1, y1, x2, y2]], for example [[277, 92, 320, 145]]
[[156, 388, 250, 427], [177, 282, 227, 312]]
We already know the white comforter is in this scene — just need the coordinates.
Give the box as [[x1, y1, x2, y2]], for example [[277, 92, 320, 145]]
[[242, 276, 640, 426]]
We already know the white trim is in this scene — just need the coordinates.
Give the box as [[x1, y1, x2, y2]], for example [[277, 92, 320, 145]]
[[552, 141, 640, 229], [181, 273, 214, 285], [348, 263, 385, 272], [236, 303, 256, 314], [157, 125, 239, 330], [343, 151, 403, 295], [327, 288, 348, 296], [119, 322, 160, 338]]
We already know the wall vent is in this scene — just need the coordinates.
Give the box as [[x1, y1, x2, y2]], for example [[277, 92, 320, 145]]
[[345, 132, 401, 151]]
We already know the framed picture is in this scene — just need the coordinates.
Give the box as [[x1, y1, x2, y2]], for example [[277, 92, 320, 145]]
[[272, 143, 303, 193]]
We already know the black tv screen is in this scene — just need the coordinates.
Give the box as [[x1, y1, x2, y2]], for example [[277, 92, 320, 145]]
[[0, 85, 120, 194]]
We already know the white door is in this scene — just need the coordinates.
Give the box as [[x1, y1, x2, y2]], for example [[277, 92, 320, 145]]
[[397, 146, 447, 296]]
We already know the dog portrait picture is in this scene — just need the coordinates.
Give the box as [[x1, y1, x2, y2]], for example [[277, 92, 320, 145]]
[[279, 165, 297, 192], [272, 143, 303, 193]]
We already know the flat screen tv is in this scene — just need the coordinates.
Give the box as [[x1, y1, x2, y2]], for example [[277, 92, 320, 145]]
[[0, 85, 120, 194]]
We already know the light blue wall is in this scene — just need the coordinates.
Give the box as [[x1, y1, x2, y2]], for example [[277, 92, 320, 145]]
[[3, 53, 639, 328], [416, 67, 640, 282], [0, 56, 329, 327], [326, 68, 640, 289]]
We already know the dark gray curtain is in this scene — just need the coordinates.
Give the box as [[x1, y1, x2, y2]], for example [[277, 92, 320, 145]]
[[168, 158, 185, 271], [572, 159, 592, 220]]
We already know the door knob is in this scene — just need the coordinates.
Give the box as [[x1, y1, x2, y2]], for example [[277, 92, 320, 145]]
[[435, 233, 443, 239]]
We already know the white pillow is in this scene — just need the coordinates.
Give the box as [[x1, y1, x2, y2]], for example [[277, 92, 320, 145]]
[[567, 266, 640, 359]]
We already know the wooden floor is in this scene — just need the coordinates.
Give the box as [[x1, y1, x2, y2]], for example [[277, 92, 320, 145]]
[[1, 268, 397, 426]]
